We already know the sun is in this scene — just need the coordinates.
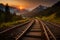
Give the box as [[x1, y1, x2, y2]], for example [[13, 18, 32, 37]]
[[19, 6, 24, 10]]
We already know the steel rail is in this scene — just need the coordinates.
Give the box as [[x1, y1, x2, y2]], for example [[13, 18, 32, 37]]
[[15, 20, 34, 40], [0, 20, 30, 34], [40, 20, 56, 40]]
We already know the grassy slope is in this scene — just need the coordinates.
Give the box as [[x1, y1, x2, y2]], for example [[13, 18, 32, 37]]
[[41, 13, 60, 24], [0, 19, 28, 29]]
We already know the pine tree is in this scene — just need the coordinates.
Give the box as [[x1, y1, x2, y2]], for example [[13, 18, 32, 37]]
[[5, 3, 12, 22]]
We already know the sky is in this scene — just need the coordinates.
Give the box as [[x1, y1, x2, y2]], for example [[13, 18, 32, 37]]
[[0, 0, 59, 10]]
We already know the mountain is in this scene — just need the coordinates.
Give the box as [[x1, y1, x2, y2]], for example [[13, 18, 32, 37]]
[[39, 1, 60, 17], [24, 1, 60, 17], [33, 5, 47, 12], [24, 5, 47, 17], [0, 3, 29, 15], [51, 1, 60, 17], [9, 6, 29, 15], [0, 3, 17, 13]]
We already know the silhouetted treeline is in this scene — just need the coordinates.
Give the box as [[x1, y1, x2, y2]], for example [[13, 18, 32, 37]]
[[0, 3, 23, 23]]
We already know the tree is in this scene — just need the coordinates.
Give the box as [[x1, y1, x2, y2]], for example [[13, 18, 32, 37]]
[[5, 4, 10, 13], [5, 3, 12, 22]]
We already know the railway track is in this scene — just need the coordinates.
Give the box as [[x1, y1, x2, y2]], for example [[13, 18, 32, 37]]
[[43, 21, 60, 40], [0, 20, 31, 34], [48, 22, 60, 27], [0, 20, 34, 40], [16, 19, 43, 40], [40, 20, 56, 40], [0, 19, 57, 40], [15, 19, 56, 40]]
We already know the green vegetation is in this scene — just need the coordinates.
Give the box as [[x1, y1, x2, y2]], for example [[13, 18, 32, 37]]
[[41, 13, 60, 24], [0, 4, 23, 23], [38, 1, 60, 24], [0, 19, 28, 29], [0, 3, 28, 29], [41, 13, 56, 21]]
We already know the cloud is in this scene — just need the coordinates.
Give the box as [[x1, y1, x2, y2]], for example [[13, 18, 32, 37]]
[[16, 0, 59, 6], [0, 0, 59, 10]]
